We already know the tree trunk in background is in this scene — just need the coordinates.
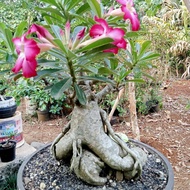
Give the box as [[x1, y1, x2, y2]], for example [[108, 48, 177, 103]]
[[183, 0, 190, 12], [128, 75, 140, 141]]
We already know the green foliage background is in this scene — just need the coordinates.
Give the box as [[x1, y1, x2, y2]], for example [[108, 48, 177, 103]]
[[0, 0, 41, 31]]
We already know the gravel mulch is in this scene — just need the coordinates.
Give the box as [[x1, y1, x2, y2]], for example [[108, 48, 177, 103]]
[[18, 142, 171, 190]]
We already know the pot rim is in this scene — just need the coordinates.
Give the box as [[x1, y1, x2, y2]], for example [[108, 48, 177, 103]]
[[0, 140, 17, 150], [17, 140, 174, 190]]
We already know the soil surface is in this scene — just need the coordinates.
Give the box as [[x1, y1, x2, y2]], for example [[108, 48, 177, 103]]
[[18, 79, 190, 190]]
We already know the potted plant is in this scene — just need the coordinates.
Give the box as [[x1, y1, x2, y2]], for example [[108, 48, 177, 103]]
[[145, 88, 162, 113], [30, 88, 51, 121], [11, 0, 173, 188], [0, 95, 17, 118], [0, 133, 17, 162], [136, 83, 162, 115], [5, 78, 39, 115]]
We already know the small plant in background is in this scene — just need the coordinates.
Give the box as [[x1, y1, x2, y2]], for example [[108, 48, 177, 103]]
[[100, 92, 128, 117], [5, 78, 37, 105], [136, 82, 162, 115], [49, 95, 67, 115], [185, 100, 190, 110]]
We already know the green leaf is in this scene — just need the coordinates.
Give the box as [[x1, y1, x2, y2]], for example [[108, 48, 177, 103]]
[[98, 67, 118, 76], [87, 0, 102, 17], [119, 70, 131, 81], [141, 72, 156, 81], [51, 78, 72, 99], [126, 32, 139, 38], [127, 78, 145, 83], [14, 21, 28, 38], [49, 49, 67, 62], [40, 0, 60, 7], [36, 7, 64, 18], [77, 37, 113, 53], [0, 23, 14, 53], [0, 69, 11, 75], [4, 28, 14, 53], [78, 52, 113, 66], [76, 3, 90, 14], [35, 69, 62, 80], [138, 41, 151, 59], [84, 44, 116, 56], [67, 0, 83, 10], [76, 65, 98, 74], [104, 58, 118, 70], [140, 52, 160, 62], [51, 25, 63, 40], [78, 76, 115, 84], [74, 83, 87, 105], [53, 39, 68, 54]]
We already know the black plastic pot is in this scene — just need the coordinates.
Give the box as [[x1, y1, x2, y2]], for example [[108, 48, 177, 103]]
[[37, 110, 50, 122], [146, 100, 160, 113], [0, 140, 16, 162], [0, 104, 17, 119], [17, 140, 174, 190]]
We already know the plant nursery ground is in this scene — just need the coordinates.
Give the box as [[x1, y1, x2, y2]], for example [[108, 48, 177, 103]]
[[18, 79, 190, 190]]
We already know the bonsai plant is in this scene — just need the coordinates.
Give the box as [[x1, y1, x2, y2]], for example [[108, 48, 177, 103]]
[[11, 0, 166, 188]]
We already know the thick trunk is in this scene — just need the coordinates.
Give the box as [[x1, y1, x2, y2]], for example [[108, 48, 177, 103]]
[[51, 100, 147, 185]]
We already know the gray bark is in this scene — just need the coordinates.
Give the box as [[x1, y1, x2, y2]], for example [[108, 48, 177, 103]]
[[51, 98, 147, 185]]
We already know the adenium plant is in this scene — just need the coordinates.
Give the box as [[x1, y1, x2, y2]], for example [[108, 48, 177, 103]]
[[11, 0, 144, 105], [10, 0, 159, 186]]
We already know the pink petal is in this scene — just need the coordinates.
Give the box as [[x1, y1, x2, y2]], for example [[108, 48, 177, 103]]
[[65, 21, 70, 31], [94, 17, 109, 31], [12, 55, 24, 73], [90, 24, 105, 37], [106, 8, 124, 17], [12, 37, 22, 54], [23, 37, 40, 59], [130, 14, 140, 31], [77, 28, 86, 40], [122, 6, 140, 31], [37, 43, 55, 52], [22, 58, 37, 78], [108, 28, 125, 41], [116, 0, 126, 5], [103, 47, 119, 54], [117, 0, 134, 6], [114, 39, 127, 49], [65, 21, 71, 41], [28, 24, 54, 40]]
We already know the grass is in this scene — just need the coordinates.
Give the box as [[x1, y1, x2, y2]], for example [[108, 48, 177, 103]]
[[0, 172, 17, 190]]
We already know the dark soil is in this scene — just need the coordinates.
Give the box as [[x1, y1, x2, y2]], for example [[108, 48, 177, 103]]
[[19, 79, 190, 190]]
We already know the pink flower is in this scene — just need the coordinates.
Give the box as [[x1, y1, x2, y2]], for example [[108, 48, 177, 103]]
[[72, 28, 86, 50], [116, 0, 140, 31], [89, 17, 127, 53], [12, 34, 40, 78], [65, 21, 71, 43], [77, 28, 86, 40], [28, 24, 55, 51], [28, 24, 54, 41]]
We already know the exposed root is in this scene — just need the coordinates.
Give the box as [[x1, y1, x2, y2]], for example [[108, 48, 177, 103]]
[[100, 108, 142, 177]]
